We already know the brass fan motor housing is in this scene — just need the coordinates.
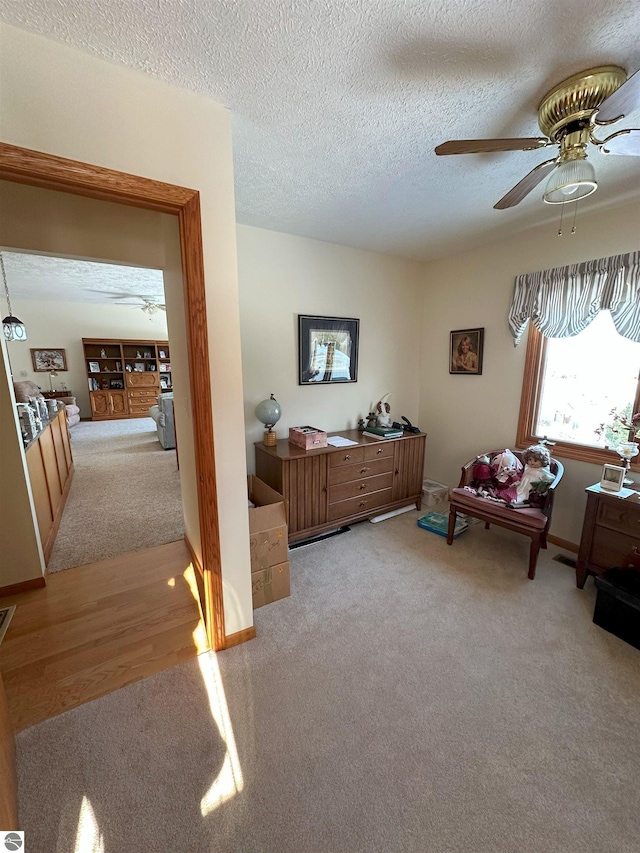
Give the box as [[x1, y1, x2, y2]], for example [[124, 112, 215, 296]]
[[538, 65, 627, 141]]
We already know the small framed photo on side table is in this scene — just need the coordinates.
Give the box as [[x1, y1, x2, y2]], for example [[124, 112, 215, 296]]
[[600, 463, 625, 492]]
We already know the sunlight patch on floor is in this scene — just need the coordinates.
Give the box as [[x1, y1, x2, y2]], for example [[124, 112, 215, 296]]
[[198, 651, 244, 815], [182, 564, 209, 654], [73, 796, 104, 853]]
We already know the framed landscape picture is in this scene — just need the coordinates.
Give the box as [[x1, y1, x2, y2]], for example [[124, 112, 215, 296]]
[[298, 315, 359, 385], [450, 328, 484, 375], [30, 348, 68, 372]]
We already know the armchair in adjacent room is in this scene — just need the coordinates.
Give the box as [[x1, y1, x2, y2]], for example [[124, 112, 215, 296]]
[[149, 392, 176, 450], [13, 380, 80, 428]]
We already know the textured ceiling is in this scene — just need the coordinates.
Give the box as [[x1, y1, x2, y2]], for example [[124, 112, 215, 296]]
[[1, 252, 164, 304], [1, 0, 639, 260]]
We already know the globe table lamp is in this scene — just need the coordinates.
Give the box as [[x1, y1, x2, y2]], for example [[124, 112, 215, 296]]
[[255, 394, 281, 446], [616, 440, 639, 485]]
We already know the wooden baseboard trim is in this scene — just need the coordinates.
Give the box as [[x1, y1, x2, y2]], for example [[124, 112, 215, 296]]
[[0, 576, 46, 599], [184, 535, 203, 576], [224, 626, 256, 648], [548, 534, 578, 553], [185, 536, 256, 650]]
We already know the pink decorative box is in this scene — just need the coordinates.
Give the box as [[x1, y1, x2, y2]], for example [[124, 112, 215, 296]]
[[288, 425, 328, 450]]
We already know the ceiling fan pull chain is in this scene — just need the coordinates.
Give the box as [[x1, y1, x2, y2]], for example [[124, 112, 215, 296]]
[[571, 199, 578, 234], [557, 203, 565, 236]]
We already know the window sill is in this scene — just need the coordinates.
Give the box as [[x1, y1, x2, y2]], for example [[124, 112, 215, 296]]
[[515, 436, 640, 472]]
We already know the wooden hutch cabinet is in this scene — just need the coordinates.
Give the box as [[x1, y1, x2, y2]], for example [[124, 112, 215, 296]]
[[255, 429, 426, 543], [83, 338, 172, 421]]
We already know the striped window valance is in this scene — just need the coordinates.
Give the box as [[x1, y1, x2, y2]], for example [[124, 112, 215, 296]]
[[509, 250, 640, 345]]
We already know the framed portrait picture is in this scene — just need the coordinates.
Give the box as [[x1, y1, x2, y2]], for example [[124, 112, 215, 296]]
[[30, 348, 68, 372], [298, 315, 359, 385], [109, 378, 124, 390], [450, 328, 484, 375], [88, 361, 100, 373], [600, 463, 625, 492]]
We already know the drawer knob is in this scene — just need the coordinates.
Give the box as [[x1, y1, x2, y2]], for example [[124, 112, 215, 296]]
[[359, 484, 366, 490], [359, 500, 366, 507], [344, 454, 351, 460], [359, 467, 368, 473], [376, 448, 383, 454]]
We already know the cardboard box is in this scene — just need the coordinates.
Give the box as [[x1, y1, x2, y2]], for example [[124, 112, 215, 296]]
[[248, 475, 288, 571], [288, 425, 328, 450], [251, 560, 291, 609]]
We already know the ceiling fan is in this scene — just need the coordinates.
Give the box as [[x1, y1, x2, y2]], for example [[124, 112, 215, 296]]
[[435, 66, 640, 209], [89, 291, 167, 315]]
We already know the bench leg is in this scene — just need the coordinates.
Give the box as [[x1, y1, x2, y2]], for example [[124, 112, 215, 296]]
[[528, 538, 541, 580], [447, 507, 457, 545]]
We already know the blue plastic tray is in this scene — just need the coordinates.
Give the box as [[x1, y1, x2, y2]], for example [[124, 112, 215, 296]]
[[417, 511, 468, 539]]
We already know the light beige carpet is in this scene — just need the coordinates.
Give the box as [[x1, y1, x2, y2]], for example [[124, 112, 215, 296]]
[[17, 510, 640, 852], [47, 418, 184, 573]]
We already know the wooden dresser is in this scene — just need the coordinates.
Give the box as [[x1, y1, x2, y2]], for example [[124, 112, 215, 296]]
[[576, 483, 640, 588], [255, 429, 426, 543]]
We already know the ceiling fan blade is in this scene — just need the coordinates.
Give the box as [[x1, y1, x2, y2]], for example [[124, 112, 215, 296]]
[[595, 69, 640, 124], [493, 159, 558, 210], [435, 138, 549, 155], [599, 128, 640, 156]]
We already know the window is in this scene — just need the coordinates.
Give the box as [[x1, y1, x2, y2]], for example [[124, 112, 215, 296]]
[[517, 312, 640, 467]]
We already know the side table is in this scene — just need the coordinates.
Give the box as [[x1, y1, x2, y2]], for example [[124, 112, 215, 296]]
[[576, 483, 640, 588], [41, 390, 73, 399]]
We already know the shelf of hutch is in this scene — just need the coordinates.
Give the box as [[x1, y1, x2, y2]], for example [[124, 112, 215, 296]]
[[255, 429, 426, 543], [83, 338, 171, 420]]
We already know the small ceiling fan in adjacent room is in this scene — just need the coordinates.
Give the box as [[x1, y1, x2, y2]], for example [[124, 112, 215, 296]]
[[90, 291, 167, 316], [435, 66, 640, 209]]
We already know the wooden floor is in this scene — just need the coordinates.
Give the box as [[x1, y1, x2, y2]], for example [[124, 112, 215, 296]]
[[0, 540, 208, 732]]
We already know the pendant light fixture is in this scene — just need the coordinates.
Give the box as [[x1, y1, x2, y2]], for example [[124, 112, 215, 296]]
[[1, 253, 28, 342], [543, 127, 598, 205]]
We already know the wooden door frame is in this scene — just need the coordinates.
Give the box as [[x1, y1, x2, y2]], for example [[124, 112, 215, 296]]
[[0, 142, 226, 651]]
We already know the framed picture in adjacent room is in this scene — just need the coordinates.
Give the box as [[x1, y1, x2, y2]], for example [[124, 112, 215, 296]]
[[298, 315, 359, 384], [88, 361, 100, 373], [31, 348, 68, 372], [133, 362, 145, 372], [109, 378, 124, 390], [450, 328, 484, 375]]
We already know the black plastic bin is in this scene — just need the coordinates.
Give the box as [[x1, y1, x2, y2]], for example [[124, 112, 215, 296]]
[[593, 569, 640, 651]]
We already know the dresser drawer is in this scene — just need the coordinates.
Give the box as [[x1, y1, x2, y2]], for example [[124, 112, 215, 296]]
[[329, 472, 394, 503], [327, 488, 393, 522], [328, 447, 365, 467], [129, 402, 155, 414], [328, 455, 394, 485], [128, 388, 158, 399], [363, 442, 395, 461], [597, 500, 640, 539], [591, 526, 640, 570]]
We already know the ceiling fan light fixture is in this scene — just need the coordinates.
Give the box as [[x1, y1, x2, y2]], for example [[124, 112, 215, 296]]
[[543, 158, 597, 204]]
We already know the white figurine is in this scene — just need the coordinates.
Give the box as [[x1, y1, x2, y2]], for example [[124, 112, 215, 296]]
[[375, 394, 392, 428]]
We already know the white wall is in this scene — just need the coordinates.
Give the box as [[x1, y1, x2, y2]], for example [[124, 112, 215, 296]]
[[0, 23, 252, 634], [237, 224, 425, 471], [418, 198, 640, 546], [7, 299, 168, 417]]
